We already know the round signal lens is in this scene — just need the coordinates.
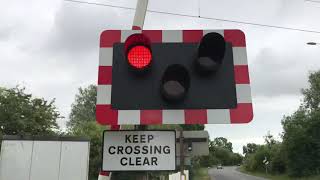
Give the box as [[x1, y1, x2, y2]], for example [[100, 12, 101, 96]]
[[127, 45, 152, 69]]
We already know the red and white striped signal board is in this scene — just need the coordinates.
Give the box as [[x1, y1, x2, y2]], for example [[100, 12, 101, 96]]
[[96, 30, 253, 125]]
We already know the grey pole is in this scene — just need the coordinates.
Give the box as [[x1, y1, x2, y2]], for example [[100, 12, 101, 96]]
[[132, 2, 150, 179], [132, 0, 149, 30]]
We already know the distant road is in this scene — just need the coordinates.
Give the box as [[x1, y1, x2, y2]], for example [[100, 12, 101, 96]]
[[208, 166, 268, 180]]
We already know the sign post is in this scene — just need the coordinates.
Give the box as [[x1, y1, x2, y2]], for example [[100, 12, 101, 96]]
[[102, 130, 176, 171], [263, 157, 269, 174], [179, 129, 185, 178]]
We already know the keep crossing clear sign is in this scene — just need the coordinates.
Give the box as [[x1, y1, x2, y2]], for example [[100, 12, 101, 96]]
[[102, 130, 176, 171]]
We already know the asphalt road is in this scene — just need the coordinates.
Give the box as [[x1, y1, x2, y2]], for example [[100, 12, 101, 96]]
[[208, 166, 268, 180]]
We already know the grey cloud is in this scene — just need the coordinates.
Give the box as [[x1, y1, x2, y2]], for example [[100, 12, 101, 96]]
[[148, 0, 198, 16], [44, 2, 133, 56], [0, 26, 12, 40], [250, 44, 320, 97]]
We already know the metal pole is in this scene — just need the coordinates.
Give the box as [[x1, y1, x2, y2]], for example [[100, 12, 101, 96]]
[[179, 129, 185, 179], [132, 0, 149, 30], [99, 1, 149, 180], [266, 164, 268, 174], [133, 1, 149, 178], [109, 1, 149, 179]]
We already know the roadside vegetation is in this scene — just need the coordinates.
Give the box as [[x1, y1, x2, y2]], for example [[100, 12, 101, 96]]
[[196, 137, 243, 168], [189, 137, 243, 180], [240, 167, 320, 180], [191, 167, 210, 180], [241, 71, 320, 179], [0, 86, 62, 150], [1, 71, 319, 180]]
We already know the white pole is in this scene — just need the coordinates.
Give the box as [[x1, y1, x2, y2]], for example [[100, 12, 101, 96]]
[[98, 171, 111, 180], [132, 0, 149, 29], [132, 2, 150, 179]]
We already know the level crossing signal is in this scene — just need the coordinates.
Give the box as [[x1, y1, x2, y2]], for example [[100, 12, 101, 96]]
[[96, 30, 253, 125]]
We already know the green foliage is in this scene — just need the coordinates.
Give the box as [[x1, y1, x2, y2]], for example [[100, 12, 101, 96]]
[[71, 121, 107, 179], [0, 86, 60, 136], [245, 136, 285, 174], [282, 109, 320, 177], [67, 85, 104, 179], [243, 70, 320, 178], [210, 137, 233, 152], [241, 166, 320, 180], [190, 167, 210, 180], [269, 143, 286, 174], [281, 71, 320, 177], [68, 85, 96, 129], [302, 71, 320, 110], [265, 133, 286, 174], [243, 143, 259, 155], [212, 146, 232, 165], [231, 153, 243, 165], [204, 137, 242, 167], [264, 132, 277, 147], [244, 145, 268, 172], [243, 134, 287, 174], [180, 124, 205, 131]]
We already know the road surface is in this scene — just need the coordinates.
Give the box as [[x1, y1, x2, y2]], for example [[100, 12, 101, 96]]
[[209, 166, 268, 180]]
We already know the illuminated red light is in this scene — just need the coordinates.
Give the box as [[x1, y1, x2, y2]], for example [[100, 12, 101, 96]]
[[125, 34, 152, 70], [127, 45, 152, 69]]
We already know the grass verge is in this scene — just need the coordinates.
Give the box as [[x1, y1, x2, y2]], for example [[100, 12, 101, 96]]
[[239, 166, 320, 180], [192, 167, 210, 180]]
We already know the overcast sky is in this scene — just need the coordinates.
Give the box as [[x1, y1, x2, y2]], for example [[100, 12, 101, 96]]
[[1, 0, 320, 154]]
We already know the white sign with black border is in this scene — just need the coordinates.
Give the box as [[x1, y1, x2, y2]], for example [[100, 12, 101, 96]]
[[102, 130, 176, 171]]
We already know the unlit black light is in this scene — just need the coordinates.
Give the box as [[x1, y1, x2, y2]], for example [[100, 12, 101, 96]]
[[161, 64, 190, 102], [195, 32, 226, 75]]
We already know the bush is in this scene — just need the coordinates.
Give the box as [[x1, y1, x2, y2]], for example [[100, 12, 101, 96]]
[[282, 109, 320, 177], [270, 144, 286, 174]]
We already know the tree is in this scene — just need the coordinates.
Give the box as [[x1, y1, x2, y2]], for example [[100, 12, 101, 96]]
[[281, 71, 320, 177], [282, 108, 320, 177], [210, 137, 233, 152], [207, 137, 242, 166], [270, 143, 286, 174], [242, 71, 320, 177], [212, 146, 232, 165], [264, 132, 277, 148], [67, 85, 106, 179], [243, 145, 270, 172], [243, 133, 287, 174], [302, 71, 320, 111], [71, 121, 106, 180], [231, 153, 243, 165], [0, 86, 60, 136], [67, 85, 96, 129], [243, 143, 259, 156], [180, 124, 205, 131]]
